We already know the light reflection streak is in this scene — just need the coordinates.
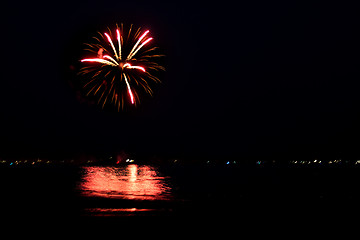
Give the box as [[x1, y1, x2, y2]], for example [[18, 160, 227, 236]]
[[83, 207, 164, 217], [79, 165, 172, 200]]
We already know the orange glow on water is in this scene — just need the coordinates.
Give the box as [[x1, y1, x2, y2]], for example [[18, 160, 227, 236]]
[[79, 165, 172, 200]]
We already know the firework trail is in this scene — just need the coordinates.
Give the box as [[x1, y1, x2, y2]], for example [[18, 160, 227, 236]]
[[79, 24, 164, 110]]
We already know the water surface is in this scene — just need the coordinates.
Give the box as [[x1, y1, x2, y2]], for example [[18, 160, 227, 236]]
[[2, 164, 360, 219]]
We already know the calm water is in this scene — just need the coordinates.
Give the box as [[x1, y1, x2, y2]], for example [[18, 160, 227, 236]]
[[2, 164, 360, 219]]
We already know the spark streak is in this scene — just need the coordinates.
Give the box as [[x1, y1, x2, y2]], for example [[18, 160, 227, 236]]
[[123, 63, 145, 72], [104, 32, 119, 60], [81, 58, 117, 66], [103, 55, 119, 65], [116, 29, 122, 60], [123, 74, 134, 104], [127, 30, 149, 60], [128, 38, 153, 60]]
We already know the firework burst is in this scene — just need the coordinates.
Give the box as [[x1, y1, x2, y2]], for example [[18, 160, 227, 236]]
[[78, 24, 164, 110]]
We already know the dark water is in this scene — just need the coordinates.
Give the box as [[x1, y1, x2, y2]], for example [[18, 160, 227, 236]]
[[2, 164, 360, 221]]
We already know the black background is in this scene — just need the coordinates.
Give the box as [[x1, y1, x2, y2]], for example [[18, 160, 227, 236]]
[[2, 0, 360, 161]]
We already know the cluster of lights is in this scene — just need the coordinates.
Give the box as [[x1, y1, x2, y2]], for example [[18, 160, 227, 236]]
[[290, 159, 360, 165], [1, 158, 360, 166], [226, 161, 237, 165], [204, 160, 237, 165], [0, 159, 79, 166], [253, 159, 360, 166], [291, 160, 324, 165], [0, 158, 136, 166], [0, 159, 52, 166]]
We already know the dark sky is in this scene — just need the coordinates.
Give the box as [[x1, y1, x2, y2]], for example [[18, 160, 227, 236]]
[[2, 0, 360, 161]]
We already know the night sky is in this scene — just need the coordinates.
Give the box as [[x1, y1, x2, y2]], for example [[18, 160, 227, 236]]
[[2, 1, 360, 161]]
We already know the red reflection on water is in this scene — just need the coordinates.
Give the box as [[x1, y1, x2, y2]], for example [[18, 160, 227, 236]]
[[84, 208, 161, 217], [79, 165, 171, 200]]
